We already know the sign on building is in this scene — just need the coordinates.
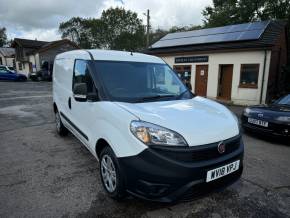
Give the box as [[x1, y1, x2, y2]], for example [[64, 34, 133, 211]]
[[175, 56, 209, 63]]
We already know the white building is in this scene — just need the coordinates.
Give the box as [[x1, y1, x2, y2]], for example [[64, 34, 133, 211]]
[[0, 47, 15, 68], [147, 21, 288, 105], [11, 38, 79, 77]]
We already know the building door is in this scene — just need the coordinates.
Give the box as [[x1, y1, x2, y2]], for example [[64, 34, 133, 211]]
[[218, 65, 233, 100], [195, 65, 208, 96]]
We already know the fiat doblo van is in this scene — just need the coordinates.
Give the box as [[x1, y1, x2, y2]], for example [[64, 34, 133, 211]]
[[53, 50, 243, 202]]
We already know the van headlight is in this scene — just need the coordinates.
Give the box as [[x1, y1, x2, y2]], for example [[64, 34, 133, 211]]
[[130, 120, 188, 146]]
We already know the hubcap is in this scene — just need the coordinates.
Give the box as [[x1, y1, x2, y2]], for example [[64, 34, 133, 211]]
[[55, 112, 61, 131], [101, 155, 117, 193]]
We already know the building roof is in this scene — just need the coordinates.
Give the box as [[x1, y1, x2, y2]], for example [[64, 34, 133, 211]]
[[12, 38, 48, 49], [0, 47, 15, 57], [36, 39, 79, 54], [147, 20, 287, 55], [11, 38, 79, 55]]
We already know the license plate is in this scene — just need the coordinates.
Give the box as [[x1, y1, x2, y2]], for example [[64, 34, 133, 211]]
[[206, 160, 240, 182], [248, 118, 268, 127]]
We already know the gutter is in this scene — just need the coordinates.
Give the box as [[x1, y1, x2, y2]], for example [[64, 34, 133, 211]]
[[260, 50, 267, 104]]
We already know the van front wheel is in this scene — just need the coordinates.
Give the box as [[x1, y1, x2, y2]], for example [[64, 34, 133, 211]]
[[55, 111, 68, 136], [99, 146, 126, 200]]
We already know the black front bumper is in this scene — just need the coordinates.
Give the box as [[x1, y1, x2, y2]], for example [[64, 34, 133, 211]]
[[241, 114, 290, 137], [118, 136, 244, 202]]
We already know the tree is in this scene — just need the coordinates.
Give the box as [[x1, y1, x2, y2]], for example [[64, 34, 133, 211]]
[[149, 28, 168, 44], [0, 27, 7, 47], [59, 7, 145, 51], [100, 7, 145, 50], [263, 0, 290, 21], [59, 17, 93, 49], [202, 0, 290, 28], [169, 25, 202, 33], [85, 18, 106, 49]]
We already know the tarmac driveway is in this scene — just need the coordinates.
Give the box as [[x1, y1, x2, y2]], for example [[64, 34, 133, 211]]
[[0, 81, 289, 218]]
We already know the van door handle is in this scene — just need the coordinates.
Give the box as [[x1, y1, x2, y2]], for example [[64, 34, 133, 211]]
[[68, 97, 71, 109]]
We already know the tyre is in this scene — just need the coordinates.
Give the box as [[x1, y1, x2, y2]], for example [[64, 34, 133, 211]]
[[55, 110, 68, 136], [99, 146, 126, 200]]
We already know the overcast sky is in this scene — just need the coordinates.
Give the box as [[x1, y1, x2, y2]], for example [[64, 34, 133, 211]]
[[0, 0, 212, 41]]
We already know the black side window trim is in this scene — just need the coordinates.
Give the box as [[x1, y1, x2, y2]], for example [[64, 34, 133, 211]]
[[72, 59, 107, 101], [72, 59, 97, 94], [72, 58, 86, 91]]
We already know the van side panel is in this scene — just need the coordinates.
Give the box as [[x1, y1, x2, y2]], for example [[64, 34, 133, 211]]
[[53, 58, 74, 118], [53, 57, 147, 158], [80, 101, 147, 158]]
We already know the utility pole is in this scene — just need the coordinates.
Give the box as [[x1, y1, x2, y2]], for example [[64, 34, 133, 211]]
[[146, 9, 150, 48]]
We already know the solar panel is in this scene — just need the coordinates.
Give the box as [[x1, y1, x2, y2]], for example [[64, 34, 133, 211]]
[[151, 21, 270, 49]]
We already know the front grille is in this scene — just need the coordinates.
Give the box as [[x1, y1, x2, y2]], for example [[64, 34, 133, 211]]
[[152, 136, 241, 163]]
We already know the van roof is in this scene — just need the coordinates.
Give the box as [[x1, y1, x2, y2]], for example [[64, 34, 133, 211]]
[[55, 49, 164, 64]]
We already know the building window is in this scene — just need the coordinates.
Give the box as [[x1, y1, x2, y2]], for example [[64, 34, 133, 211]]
[[239, 64, 259, 88], [0, 57, 2, 65], [18, 62, 22, 70]]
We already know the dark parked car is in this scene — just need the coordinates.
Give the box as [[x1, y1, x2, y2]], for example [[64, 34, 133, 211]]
[[241, 94, 290, 138], [29, 69, 52, 81], [0, 65, 27, 81], [29, 61, 53, 81]]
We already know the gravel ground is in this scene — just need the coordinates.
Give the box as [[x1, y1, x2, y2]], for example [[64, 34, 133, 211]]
[[0, 81, 289, 218]]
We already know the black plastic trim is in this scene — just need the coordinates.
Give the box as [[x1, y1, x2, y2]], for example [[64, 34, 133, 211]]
[[86, 50, 95, 60], [118, 139, 244, 202], [148, 134, 241, 151], [60, 112, 88, 140]]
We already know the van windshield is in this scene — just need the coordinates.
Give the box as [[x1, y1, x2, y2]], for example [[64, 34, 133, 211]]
[[93, 61, 193, 103]]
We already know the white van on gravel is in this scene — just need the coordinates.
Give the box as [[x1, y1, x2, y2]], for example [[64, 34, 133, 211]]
[[53, 49, 243, 202]]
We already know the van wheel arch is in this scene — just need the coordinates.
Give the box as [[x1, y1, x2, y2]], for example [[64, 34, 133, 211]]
[[53, 103, 68, 136], [97, 140, 126, 200], [95, 138, 110, 159], [53, 102, 58, 113]]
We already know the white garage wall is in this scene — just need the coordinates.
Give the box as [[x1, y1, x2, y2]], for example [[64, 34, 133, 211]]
[[29, 55, 36, 72], [16, 62, 30, 76], [0, 55, 15, 67], [161, 50, 271, 105]]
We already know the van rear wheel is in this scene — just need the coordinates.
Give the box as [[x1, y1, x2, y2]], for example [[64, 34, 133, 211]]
[[55, 111, 68, 136], [99, 146, 126, 200]]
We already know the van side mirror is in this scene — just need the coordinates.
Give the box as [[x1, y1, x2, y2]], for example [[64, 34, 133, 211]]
[[73, 83, 87, 101], [87, 91, 99, 102]]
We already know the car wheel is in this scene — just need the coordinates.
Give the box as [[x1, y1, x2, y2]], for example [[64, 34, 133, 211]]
[[100, 146, 126, 200], [37, 76, 42, 81], [55, 111, 68, 136]]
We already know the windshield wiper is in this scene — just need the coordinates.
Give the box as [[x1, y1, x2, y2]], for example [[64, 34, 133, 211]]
[[136, 94, 177, 102]]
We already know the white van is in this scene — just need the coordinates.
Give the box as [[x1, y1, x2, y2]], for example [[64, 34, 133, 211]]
[[53, 49, 243, 202]]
